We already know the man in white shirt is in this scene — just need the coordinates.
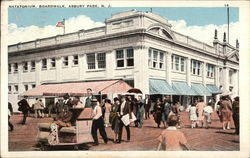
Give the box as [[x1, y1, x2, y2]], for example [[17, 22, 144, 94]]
[[91, 98, 108, 146]]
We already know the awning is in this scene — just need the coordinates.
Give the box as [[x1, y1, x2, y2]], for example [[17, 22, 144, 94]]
[[206, 84, 223, 94], [191, 83, 212, 96], [149, 79, 176, 95], [21, 80, 132, 97], [172, 81, 197, 96]]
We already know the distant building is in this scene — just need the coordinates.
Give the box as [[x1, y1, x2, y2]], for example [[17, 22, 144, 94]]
[[8, 10, 239, 112]]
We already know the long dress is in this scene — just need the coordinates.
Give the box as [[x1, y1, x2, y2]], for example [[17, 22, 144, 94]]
[[110, 103, 121, 134], [153, 103, 162, 126], [196, 102, 206, 121], [219, 100, 232, 122], [189, 106, 197, 121]]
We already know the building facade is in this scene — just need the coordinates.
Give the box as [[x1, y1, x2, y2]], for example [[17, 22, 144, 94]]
[[8, 10, 239, 112]]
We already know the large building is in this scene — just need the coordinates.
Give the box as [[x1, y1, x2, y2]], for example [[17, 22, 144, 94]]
[[8, 10, 239, 112]]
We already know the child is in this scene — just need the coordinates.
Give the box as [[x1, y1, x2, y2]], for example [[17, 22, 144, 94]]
[[204, 103, 213, 129], [189, 103, 197, 128], [157, 115, 189, 151]]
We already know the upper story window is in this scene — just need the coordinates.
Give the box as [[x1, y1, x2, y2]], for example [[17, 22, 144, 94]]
[[32, 84, 36, 88], [31, 61, 35, 71], [23, 62, 28, 72], [24, 85, 28, 91], [87, 53, 106, 70], [14, 85, 18, 93], [8, 64, 11, 73], [148, 48, 165, 69], [207, 64, 215, 78], [63, 56, 68, 67], [116, 48, 134, 68], [73, 55, 79, 65], [42, 59, 47, 70], [171, 54, 186, 72], [229, 69, 234, 84], [8, 85, 11, 93], [50, 58, 56, 68], [191, 59, 202, 76], [14, 63, 18, 73]]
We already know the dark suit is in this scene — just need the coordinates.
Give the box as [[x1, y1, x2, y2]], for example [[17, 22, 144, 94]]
[[118, 101, 131, 142], [144, 98, 151, 119], [18, 99, 30, 124], [8, 102, 14, 131]]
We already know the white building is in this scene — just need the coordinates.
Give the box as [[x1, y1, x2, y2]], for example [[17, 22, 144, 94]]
[[8, 10, 239, 112]]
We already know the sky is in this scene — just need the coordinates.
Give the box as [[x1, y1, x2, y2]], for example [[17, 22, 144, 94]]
[[8, 7, 239, 46]]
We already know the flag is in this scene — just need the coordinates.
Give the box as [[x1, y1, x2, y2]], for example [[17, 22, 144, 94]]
[[56, 20, 65, 27]]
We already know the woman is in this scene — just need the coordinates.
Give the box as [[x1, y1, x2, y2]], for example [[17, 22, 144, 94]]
[[110, 97, 121, 143], [104, 99, 112, 127], [153, 98, 163, 128], [218, 95, 233, 130], [172, 101, 181, 128], [196, 99, 206, 128]]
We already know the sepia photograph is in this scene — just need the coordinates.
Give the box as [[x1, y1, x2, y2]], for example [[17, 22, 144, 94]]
[[1, 1, 249, 158]]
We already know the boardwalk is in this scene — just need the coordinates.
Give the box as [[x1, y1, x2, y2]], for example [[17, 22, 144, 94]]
[[8, 111, 239, 151]]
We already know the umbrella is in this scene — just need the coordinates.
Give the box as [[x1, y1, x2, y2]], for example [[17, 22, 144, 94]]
[[127, 88, 142, 94]]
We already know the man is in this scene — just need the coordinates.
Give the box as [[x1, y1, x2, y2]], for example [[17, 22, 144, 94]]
[[144, 95, 151, 120], [117, 96, 132, 143], [8, 102, 14, 131], [162, 95, 172, 128], [34, 98, 44, 118], [85, 88, 93, 108], [91, 97, 108, 146], [54, 107, 73, 128], [72, 96, 85, 108], [137, 96, 145, 128], [232, 96, 239, 135], [17, 96, 30, 125]]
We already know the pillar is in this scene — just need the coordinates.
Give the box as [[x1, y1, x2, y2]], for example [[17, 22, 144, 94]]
[[78, 54, 85, 80], [186, 57, 191, 86], [202, 62, 207, 103], [166, 51, 172, 84], [55, 57, 62, 82], [105, 50, 115, 79], [35, 59, 41, 86]]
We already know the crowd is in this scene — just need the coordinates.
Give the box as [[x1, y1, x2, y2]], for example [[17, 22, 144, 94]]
[[9, 89, 240, 150]]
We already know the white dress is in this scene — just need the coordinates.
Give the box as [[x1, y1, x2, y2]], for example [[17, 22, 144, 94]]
[[189, 106, 197, 121]]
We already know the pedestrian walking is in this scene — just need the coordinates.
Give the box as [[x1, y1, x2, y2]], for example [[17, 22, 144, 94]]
[[172, 101, 181, 128], [8, 102, 14, 131], [117, 96, 132, 143], [137, 96, 145, 128], [196, 99, 206, 128], [17, 96, 30, 125], [132, 98, 139, 127], [34, 98, 44, 118], [162, 96, 172, 128], [110, 97, 121, 143], [144, 95, 151, 120], [91, 98, 108, 146], [153, 98, 163, 128], [232, 96, 239, 135], [218, 95, 233, 130], [203, 103, 213, 129], [157, 115, 189, 151], [104, 99, 112, 127], [188, 103, 197, 128]]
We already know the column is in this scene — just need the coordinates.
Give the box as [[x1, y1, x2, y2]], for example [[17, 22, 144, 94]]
[[133, 46, 149, 95], [215, 66, 219, 86], [186, 57, 191, 86], [78, 54, 85, 80], [222, 67, 229, 93], [166, 52, 172, 84], [35, 59, 41, 86], [55, 57, 62, 82], [233, 70, 239, 97], [202, 62, 207, 103], [18, 62, 23, 94], [105, 50, 115, 79]]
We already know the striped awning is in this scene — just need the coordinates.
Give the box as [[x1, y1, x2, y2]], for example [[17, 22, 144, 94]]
[[149, 79, 176, 95], [21, 80, 132, 97], [172, 81, 197, 96], [206, 84, 223, 94], [191, 83, 212, 96]]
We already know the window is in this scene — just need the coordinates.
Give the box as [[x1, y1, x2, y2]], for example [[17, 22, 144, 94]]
[[229, 69, 234, 84], [207, 64, 215, 78], [8, 64, 11, 73], [23, 62, 28, 72], [50, 58, 56, 68], [32, 84, 36, 88], [63, 56, 68, 67], [116, 48, 134, 68], [42, 59, 47, 70], [171, 54, 186, 72], [126, 49, 134, 67], [97, 53, 106, 69], [8, 86, 11, 93], [191, 59, 202, 75], [87, 54, 96, 69], [14, 85, 18, 93], [14, 63, 18, 73], [149, 48, 165, 69], [31, 61, 35, 71], [24, 85, 28, 91], [73, 55, 78, 65], [148, 49, 152, 67]]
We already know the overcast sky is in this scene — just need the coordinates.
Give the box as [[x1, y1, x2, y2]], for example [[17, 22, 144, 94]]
[[8, 7, 239, 46]]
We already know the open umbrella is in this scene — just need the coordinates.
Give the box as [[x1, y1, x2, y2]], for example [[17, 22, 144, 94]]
[[127, 88, 142, 94]]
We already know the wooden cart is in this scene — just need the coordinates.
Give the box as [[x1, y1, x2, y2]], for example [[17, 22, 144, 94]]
[[37, 107, 93, 150]]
